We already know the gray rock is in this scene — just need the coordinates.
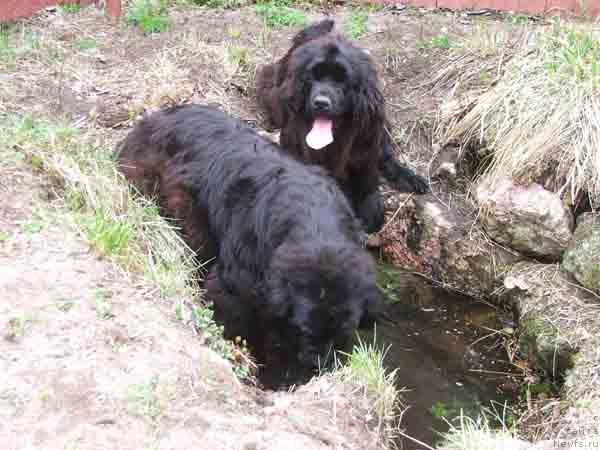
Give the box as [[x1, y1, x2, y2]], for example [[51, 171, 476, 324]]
[[476, 177, 574, 259], [562, 215, 600, 291], [379, 194, 520, 298]]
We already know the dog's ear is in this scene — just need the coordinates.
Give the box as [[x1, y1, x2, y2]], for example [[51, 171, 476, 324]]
[[292, 19, 335, 48], [281, 73, 306, 114], [359, 286, 384, 329]]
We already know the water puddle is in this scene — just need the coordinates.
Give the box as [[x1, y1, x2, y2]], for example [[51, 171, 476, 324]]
[[369, 264, 519, 449]]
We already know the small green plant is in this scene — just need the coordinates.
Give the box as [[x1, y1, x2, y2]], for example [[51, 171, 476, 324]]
[[543, 23, 600, 89], [75, 39, 98, 51], [418, 34, 451, 50], [94, 289, 115, 319], [127, 376, 164, 422], [509, 13, 529, 25], [0, 231, 9, 242], [430, 400, 449, 418], [127, 0, 170, 34], [4, 313, 35, 341], [84, 211, 132, 258], [345, 9, 368, 39], [255, 1, 306, 29], [23, 218, 44, 235], [188, 0, 247, 8], [60, 2, 82, 13], [193, 307, 252, 378]]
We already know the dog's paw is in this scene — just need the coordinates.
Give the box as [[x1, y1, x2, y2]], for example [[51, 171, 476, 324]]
[[408, 173, 430, 194]]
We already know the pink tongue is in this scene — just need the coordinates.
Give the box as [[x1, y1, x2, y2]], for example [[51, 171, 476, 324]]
[[306, 118, 333, 150]]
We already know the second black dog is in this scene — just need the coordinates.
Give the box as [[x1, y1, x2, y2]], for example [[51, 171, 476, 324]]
[[116, 104, 383, 387]]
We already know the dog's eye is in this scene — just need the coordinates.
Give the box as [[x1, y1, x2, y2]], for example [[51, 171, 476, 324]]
[[313, 64, 346, 83]]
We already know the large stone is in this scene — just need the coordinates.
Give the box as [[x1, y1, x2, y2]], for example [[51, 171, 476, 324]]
[[562, 214, 600, 291], [504, 262, 596, 377], [379, 193, 520, 298], [476, 177, 574, 259]]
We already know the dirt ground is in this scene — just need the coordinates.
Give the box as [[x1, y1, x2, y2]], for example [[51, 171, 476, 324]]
[[0, 3, 546, 449]]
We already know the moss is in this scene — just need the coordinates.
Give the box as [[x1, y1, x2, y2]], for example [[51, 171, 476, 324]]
[[562, 224, 600, 291], [518, 316, 574, 377]]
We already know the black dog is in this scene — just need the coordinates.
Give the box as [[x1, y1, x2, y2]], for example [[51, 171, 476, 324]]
[[116, 104, 382, 387], [256, 19, 429, 234]]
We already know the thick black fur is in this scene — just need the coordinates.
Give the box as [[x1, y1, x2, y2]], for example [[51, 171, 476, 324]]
[[116, 104, 383, 388], [256, 19, 429, 234]]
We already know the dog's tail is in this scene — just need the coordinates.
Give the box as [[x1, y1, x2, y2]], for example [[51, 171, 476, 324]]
[[379, 134, 430, 194]]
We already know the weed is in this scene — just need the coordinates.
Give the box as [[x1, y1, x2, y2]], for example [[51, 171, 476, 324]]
[[335, 331, 400, 429], [127, 376, 165, 422], [94, 289, 115, 319], [193, 307, 253, 378], [4, 313, 35, 341], [23, 218, 44, 235], [59, 3, 82, 13], [255, 1, 306, 29], [75, 39, 98, 51], [0, 231, 9, 242], [83, 210, 133, 258], [438, 405, 518, 450], [188, 0, 248, 8], [127, 0, 170, 34], [345, 9, 368, 39], [419, 34, 451, 50]]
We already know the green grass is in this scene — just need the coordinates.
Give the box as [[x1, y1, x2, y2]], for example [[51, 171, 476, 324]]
[[59, 2, 82, 13], [419, 34, 451, 50], [94, 289, 115, 320], [75, 39, 98, 51], [543, 21, 600, 89], [84, 210, 133, 258], [126, 0, 170, 34], [345, 9, 368, 39], [335, 332, 400, 427], [254, 1, 307, 29], [187, 0, 248, 8], [193, 307, 253, 378], [127, 376, 168, 422], [438, 408, 518, 450]]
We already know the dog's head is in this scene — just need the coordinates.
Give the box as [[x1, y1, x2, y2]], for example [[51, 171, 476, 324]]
[[283, 23, 385, 150], [262, 240, 382, 375]]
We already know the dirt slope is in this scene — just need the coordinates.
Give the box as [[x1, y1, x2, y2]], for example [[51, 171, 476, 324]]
[[0, 163, 387, 450]]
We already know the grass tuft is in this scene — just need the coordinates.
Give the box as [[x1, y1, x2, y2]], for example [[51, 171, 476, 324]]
[[126, 0, 170, 34], [439, 411, 519, 450], [334, 332, 401, 438], [345, 9, 368, 39], [438, 21, 600, 206], [254, 1, 307, 29], [187, 0, 248, 8], [59, 2, 83, 14]]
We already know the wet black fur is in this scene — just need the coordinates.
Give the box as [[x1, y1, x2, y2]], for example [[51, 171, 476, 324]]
[[116, 104, 383, 387]]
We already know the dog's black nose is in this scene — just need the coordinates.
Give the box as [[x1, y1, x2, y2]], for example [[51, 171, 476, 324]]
[[312, 95, 332, 112]]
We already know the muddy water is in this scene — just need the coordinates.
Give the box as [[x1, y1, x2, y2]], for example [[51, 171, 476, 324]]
[[368, 265, 518, 449]]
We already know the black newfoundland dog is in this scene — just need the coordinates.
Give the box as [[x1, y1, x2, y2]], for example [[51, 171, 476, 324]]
[[256, 19, 429, 234], [116, 104, 382, 387]]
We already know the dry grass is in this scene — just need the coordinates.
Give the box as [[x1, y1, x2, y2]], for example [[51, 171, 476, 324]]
[[436, 20, 600, 207], [1, 114, 199, 296]]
